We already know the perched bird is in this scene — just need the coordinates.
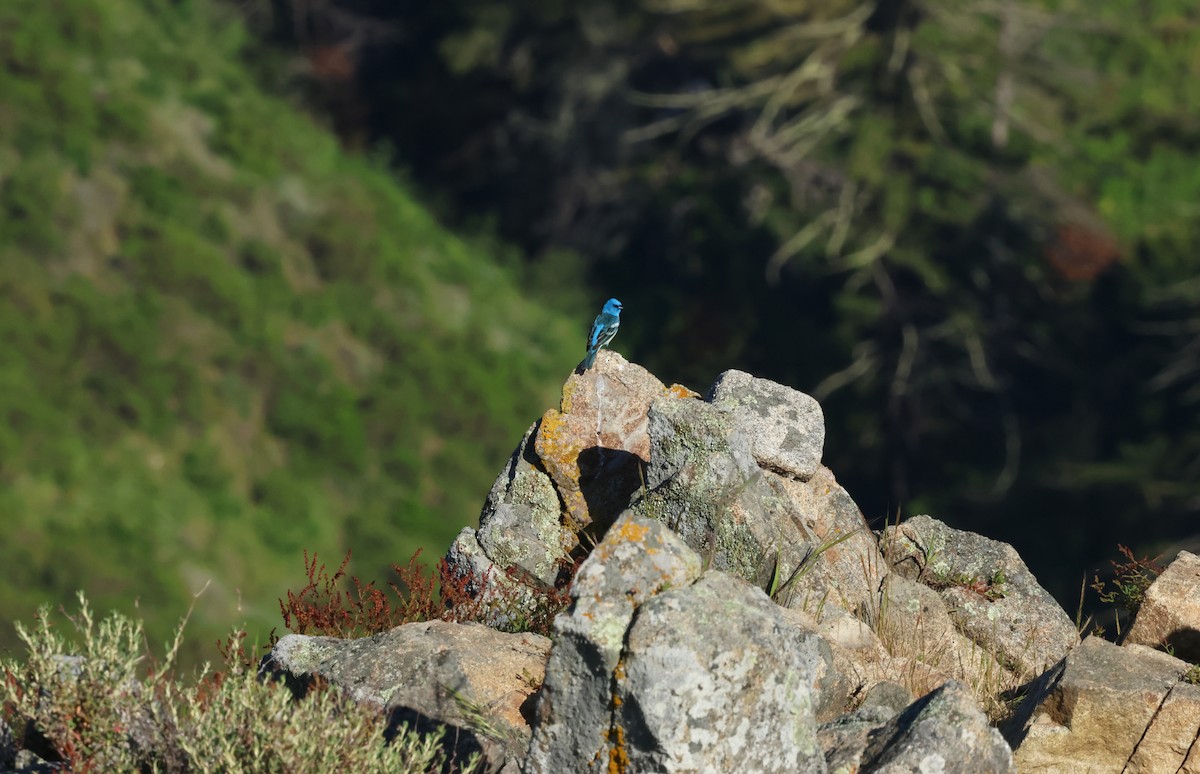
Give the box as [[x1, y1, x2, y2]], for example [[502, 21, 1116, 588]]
[[581, 298, 622, 371]]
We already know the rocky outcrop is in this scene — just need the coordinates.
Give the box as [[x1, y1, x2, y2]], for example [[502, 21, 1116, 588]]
[[705, 368, 825, 480], [1007, 636, 1200, 773], [882, 514, 1079, 678], [525, 512, 831, 773], [445, 352, 697, 622], [1125, 549, 1200, 662], [262, 621, 550, 768], [816, 681, 1015, 774], [257, 359, 1200, 772], [855, 680, 1014, 773], [524, 512, 703, 771], [638, 382, 885, 619], [613, 572, 830, 773]]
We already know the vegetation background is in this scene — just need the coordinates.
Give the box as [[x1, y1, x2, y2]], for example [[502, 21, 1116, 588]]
[[2, 0, 1198, 665]]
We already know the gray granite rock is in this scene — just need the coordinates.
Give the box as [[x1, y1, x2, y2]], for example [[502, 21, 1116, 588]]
[[882, 515, 1078, 677], [524, 512, 703, 772], [262, 620, 550, 767], [707, 368, 825, 481], [640, 397, 885, 620], [861, 680, 1014, 773], [614, 572, 829, 773]]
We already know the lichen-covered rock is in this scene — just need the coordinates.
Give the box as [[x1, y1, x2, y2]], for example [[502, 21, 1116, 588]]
[[534, 351, 689, 538], [525, 512, 703, 772], [859, 680, 1014, 773], [1008, 636, 1200, 774], [525, 511, 833, 773], [443, 527, 547, 632], [707, 369, 825, 481], [476, 422, 569, 585], [640, 396, 771, 577], [881, 515, 1078, 677], [874, 574, 1020, 700], [770, 465, 887, 618], [818, 705, 899, 774], [450, 353, 699, 626], [641, 390, 884, 624], [781, 604, 881, 722], [261, 620, 550, 765], [611, 572, 830, 773], [1125, 549, 1200, 663]]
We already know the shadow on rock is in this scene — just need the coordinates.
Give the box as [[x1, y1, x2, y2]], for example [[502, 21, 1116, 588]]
[[385, 707, 492, 773], [576, 445, 645, 544]]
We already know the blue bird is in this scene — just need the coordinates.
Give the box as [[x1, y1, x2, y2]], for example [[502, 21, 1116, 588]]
[[581, 298, 622, 371]]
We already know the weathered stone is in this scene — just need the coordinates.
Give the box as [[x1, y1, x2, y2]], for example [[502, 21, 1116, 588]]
[[882, 515, 1078, 678], [444, 527, 543, 630], [770, 466, 887, 619], [614, 572, 828, 773], [781, 604, 885, 721], [1008, 636, 1200, 774], [874, 574, 1018, 701], [1126, 549, 1200, 663], [262, 620, 550, 763], [642, 396, 884, 614], [534, 351, 687, 538], [525, 512, 703, 772], [476, 422, 569, 586], [867, 681, 1014, 773], [641, 395, 761, 560], [707, 368, 825, 481], [858, 682, 915, 717], [818, 706, 899, 774]]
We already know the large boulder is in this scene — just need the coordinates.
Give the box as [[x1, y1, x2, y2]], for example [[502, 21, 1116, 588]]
[[706, 368, 825, 481], [613, 573, 830, 773], [881, 515, 1078, 678], [525, 513, 831, 773], [819, 681, 1015, 774], [261, 620, 551, 766], [873, 574, 1019, 702], [446, 352, 696, 621], [1007, 636, 1200, 773], [534, 351, 689, 538], [1125, 549, 1200, 663], [639, 386, 884, 619], [859, 681, 1015, 773], [475, 422, 568, 586], [525, 512, 703, 771]]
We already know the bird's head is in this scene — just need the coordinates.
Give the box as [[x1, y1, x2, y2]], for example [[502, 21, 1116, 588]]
[[604, 298, 623, 315]]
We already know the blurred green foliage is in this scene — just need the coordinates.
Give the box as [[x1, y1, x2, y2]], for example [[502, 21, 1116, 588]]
[[0, 0, 583, 665], [247, 0, 1200, 602]]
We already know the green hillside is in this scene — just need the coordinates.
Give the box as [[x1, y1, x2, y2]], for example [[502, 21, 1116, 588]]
[[0, 0, 584, 663]]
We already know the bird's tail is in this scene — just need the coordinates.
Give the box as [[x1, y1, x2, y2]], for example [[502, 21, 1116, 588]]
[[581, 349, 598, 371]]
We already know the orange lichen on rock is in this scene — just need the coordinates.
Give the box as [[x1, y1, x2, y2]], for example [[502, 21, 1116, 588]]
[[665, 383, 701, 399], [610, 519, 650, 545], [606, 724, 630, 774], [533, 407, 589, 531]]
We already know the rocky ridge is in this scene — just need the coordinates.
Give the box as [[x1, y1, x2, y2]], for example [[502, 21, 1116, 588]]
[[264, 352, 1200, 773]]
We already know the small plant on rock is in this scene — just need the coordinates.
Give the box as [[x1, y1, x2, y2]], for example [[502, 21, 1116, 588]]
[[1089, 544, 1165, 638], [277, 548, 576, 641]]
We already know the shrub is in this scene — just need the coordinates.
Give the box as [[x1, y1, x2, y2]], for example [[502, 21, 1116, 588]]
[[1, 593, 482, 772]]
